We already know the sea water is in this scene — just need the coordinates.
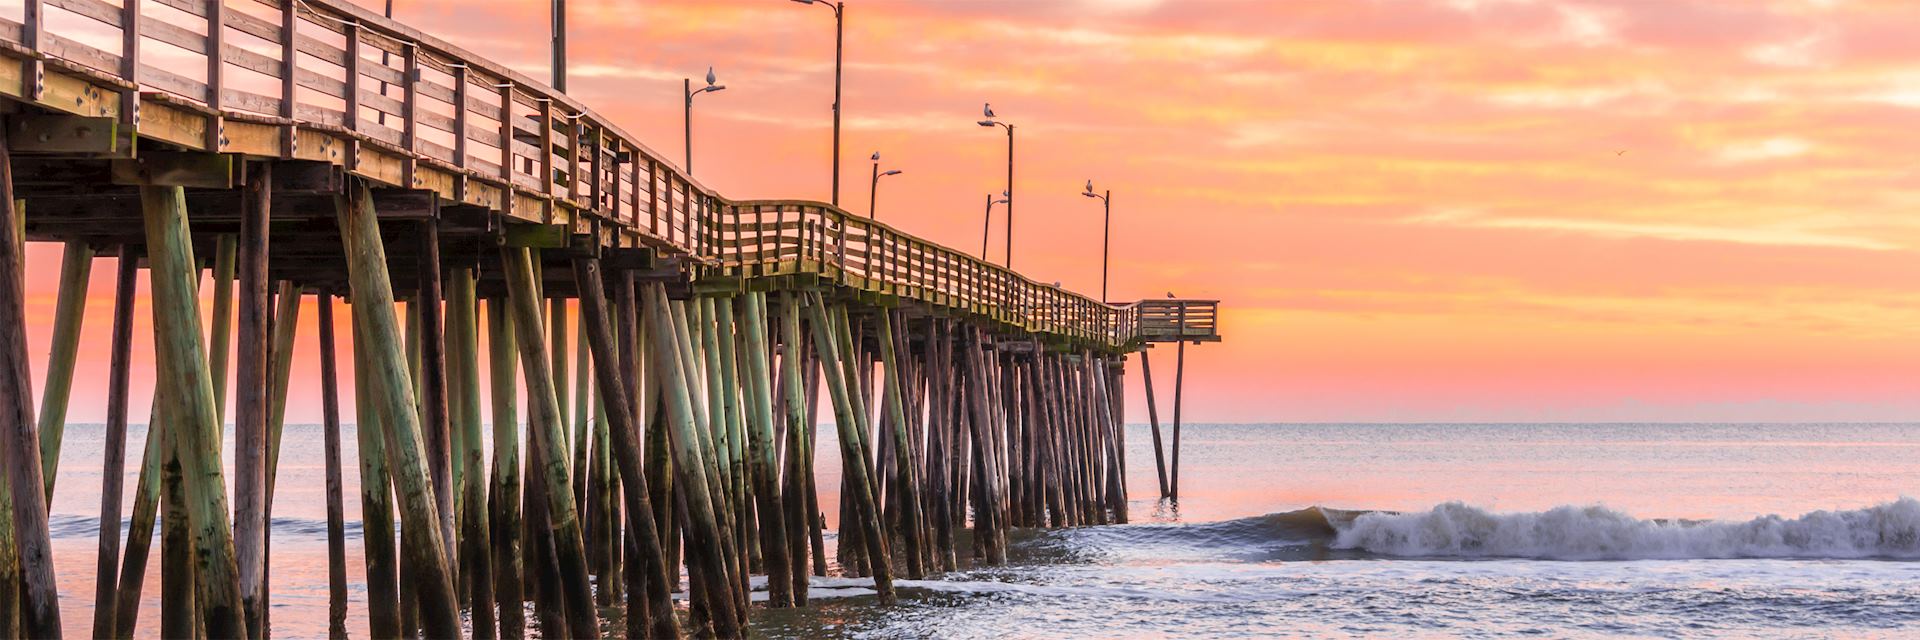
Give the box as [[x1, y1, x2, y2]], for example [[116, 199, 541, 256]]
[[42, 423, 1920, 638]]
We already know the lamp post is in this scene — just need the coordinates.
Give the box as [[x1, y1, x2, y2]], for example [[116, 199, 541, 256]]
[[789, 0, 845, 206], [981, 190, 1009, 260], [684, 67, 726, 174], [868, 152, 902, 220], [551, 0, 565, 91], [1083, 179, 1111, 303], [977, 103, 1014, 267]]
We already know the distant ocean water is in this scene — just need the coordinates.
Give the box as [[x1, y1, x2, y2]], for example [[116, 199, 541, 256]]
[[43, 422, 1920, 638]]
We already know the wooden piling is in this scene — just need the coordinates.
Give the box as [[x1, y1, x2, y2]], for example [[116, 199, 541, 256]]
[[35, 239, 92, 499], [643, 282, 743, 637], [350, 303, 402, 640], [0, 128, 61, 638], [235, 162, 272, 640], [210, 235, 237, 428], [448, 268, 497, 639], [571, 256, 683, 638], [416, 219, 459, 580], [1139, 350, 1168, 499], [140, 184, 247, 638], [804, 294, 895, 602], [336, 182, 463, 639], [1171, 338, 1187, 500], [776, 293, 815, 602], [875, 310, 927, 579], [317, 294, 350, 640], [90, 250, 137, 640], [739, 292, 794, 605], [486, 296, 527, 640], [498, 246, 603, 637]]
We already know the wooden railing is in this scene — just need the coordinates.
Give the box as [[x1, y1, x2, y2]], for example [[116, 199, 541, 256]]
[[721, 201, 1173, 347], [1135, 299, 1219, 343], [0, 0, 1210, 350]]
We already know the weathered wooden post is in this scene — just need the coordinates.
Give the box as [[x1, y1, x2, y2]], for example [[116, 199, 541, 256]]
[[644, 282, 744, 636], [351, 303, 402, 640], [1139, 350, 1168, 499], [417, 219, 458, 579], [0, 127, 61, 638], [91, 250, 137, 639], [140, 183, 246, 638], [486, 296, 527, 640], [317, 294, 349, 640], [739, 292, 794, 605], [777, 293, 815, 602], [235, 162, 272, 640], [804, 293, 896, 601], [498, 246, 603, 637], [572, 256, 683, 638], [336, 182, 462, 638], [875, 309, 927, 578], [448, 268, 497, 639], [35, 239, 92, 499]]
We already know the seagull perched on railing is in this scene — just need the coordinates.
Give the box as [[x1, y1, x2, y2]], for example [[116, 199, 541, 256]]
[[1166, 291, 1176, 299]]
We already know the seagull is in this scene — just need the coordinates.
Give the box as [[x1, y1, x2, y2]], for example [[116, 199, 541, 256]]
[[1616, 150, 1626, 156], [1166, 291, 1176, 299]]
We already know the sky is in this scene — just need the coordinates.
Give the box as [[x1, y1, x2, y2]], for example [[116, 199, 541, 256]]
[[20, 0, 1920, 423]]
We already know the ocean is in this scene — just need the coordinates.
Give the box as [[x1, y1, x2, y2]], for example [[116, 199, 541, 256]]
[[41, 422, 1920, 638]]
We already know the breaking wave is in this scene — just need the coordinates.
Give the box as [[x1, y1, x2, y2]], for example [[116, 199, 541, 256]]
[[1331, 498, 1920, 560]]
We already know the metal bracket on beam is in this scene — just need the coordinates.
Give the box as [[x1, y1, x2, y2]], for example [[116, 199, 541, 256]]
[[110, 151, 238, 188]]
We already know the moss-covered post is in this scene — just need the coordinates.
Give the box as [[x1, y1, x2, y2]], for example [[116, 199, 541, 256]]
[[486, 297, 526, 640], [498, 246, 601, 636], [140, 184, 246, 638], [335, 182, 462, 638]]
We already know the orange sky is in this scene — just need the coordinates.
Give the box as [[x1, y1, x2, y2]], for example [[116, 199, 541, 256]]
[[21, 0, 1920, 423]]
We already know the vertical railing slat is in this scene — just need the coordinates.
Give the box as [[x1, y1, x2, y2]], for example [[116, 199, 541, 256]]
[[343, 21, 361, 170], [451, 64, 468, 171], [204, 0, 225, 150], [276, 0, 295, 159], [23, 0, 42, 100], [537, 98, 553, 220], [401, 42, 419, 186], [121, 0, 142, 131]]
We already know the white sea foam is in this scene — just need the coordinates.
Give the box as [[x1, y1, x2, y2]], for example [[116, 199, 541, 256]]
[[1332, 497, 1920, 560]]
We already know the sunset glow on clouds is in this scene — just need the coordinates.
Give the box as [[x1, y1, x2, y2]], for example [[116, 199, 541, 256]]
[[23, 0, 1920, 422]]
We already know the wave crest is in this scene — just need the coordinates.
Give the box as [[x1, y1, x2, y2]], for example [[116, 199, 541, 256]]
[[1331, 498, 1920, 560]]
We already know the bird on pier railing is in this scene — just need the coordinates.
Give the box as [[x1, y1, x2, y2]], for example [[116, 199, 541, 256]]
[[1166, 292, 1176, 298]]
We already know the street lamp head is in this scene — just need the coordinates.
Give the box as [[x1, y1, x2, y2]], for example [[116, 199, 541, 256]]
[[882, 170, 903, 177], [790, 0, 816, 4], [978, 120, 1000, 127]]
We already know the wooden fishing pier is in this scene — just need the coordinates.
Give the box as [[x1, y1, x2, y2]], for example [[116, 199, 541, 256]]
[[0, 0, 1221, 637]]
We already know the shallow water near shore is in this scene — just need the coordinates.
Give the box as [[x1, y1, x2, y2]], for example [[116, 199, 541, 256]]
[[42, 422, 1920, 638]]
